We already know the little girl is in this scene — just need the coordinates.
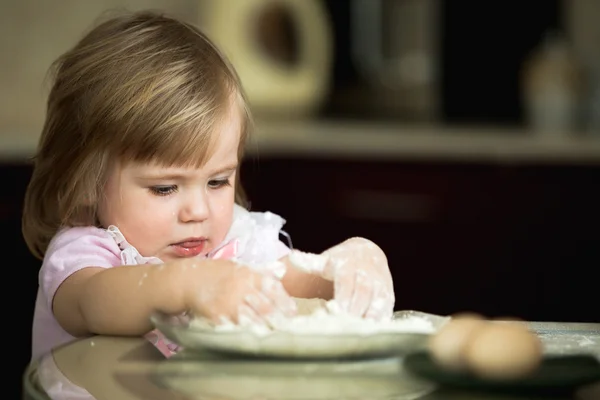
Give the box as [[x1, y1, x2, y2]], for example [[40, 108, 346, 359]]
[[23, 11, 395, 361]]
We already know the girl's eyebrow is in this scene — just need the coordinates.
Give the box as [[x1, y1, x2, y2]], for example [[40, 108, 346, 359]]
[[135, 172, 188, 181], [210, 163, 238, 176], [135, 163, 238, 180]]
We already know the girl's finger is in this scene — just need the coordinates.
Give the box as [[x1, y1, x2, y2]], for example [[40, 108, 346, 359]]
[[236, 303, 266, 327], [244, 290, 277, 318], [260, 275, 297, 316], [348, 269, 373, 317], [333, 269, 355, 312], [365, 288, 395, 320]]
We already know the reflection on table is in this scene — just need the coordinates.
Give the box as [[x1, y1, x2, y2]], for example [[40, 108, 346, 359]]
[[23, 334, 600, 400]]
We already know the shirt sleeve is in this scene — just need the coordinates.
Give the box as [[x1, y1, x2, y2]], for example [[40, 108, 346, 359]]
[[39, 226, 122, 311]]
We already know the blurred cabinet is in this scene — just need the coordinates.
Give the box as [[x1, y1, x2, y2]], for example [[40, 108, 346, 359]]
[[2, 162, 40, 393], [241, 157, 600, 323]]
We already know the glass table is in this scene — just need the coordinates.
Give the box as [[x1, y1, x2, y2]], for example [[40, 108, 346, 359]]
[[23, 321, 600, 400]]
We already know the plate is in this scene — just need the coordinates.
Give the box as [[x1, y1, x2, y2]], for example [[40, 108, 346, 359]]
[[150, 310, 449, 360], [404, 351, 600, 396], [152, 351, 437, 400]]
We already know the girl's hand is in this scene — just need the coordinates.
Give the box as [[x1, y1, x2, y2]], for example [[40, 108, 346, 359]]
[[323, 238, 395, 319], [288, 238, 394, 320], [183, 260, 298, 325]]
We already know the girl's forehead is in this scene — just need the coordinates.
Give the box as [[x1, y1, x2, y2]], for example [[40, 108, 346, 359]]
[[119, 121, 241, 175]]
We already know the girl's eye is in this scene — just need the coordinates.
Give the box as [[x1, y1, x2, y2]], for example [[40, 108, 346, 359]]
[[149, 185, 178, 196], [208, 178, 231, 189]]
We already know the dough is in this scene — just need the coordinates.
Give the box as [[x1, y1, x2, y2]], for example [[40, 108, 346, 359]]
[[293, 298, 327, 315]]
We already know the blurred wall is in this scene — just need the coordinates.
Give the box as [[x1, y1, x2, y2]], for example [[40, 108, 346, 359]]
[[2, 0, 600, 139], [0, 0, 198, 138]]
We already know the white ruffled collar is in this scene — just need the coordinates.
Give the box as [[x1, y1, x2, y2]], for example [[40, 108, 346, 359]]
[[103, 204, 288, 266]]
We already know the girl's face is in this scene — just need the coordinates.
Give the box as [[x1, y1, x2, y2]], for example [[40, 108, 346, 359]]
[[97, 106, 241, 262]]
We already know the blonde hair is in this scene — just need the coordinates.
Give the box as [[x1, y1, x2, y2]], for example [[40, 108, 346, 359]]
[[23, 10, 252, 260]]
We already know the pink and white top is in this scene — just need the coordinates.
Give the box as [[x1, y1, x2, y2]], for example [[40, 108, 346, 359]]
[[31, 205, 291, 361]]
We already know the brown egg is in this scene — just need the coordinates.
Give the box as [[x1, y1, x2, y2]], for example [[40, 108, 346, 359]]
[[464, 322, 543, 381], [428, 313, 487, 372], [454, 312, 487, 320]]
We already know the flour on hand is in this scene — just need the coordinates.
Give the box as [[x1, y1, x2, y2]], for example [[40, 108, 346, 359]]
[[287, 249, 329, 274]]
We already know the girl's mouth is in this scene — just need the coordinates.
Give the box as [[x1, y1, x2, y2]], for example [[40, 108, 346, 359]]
[[170, 239, 207, 257]]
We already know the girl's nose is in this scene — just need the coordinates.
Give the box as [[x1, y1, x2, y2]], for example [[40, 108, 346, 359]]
[[179, 191, 209, 222]]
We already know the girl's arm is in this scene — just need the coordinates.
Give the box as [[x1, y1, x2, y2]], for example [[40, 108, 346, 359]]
[[281, 238, 394, 319], [53, 258, 209, 336], [54, 253, 333, 339], [53, 257, 272, 337]]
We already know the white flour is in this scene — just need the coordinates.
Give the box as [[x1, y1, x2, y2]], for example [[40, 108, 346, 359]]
[[287, 249, 328, 274], [187, 248, 428, 339], [191, 300, 434, 337]]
